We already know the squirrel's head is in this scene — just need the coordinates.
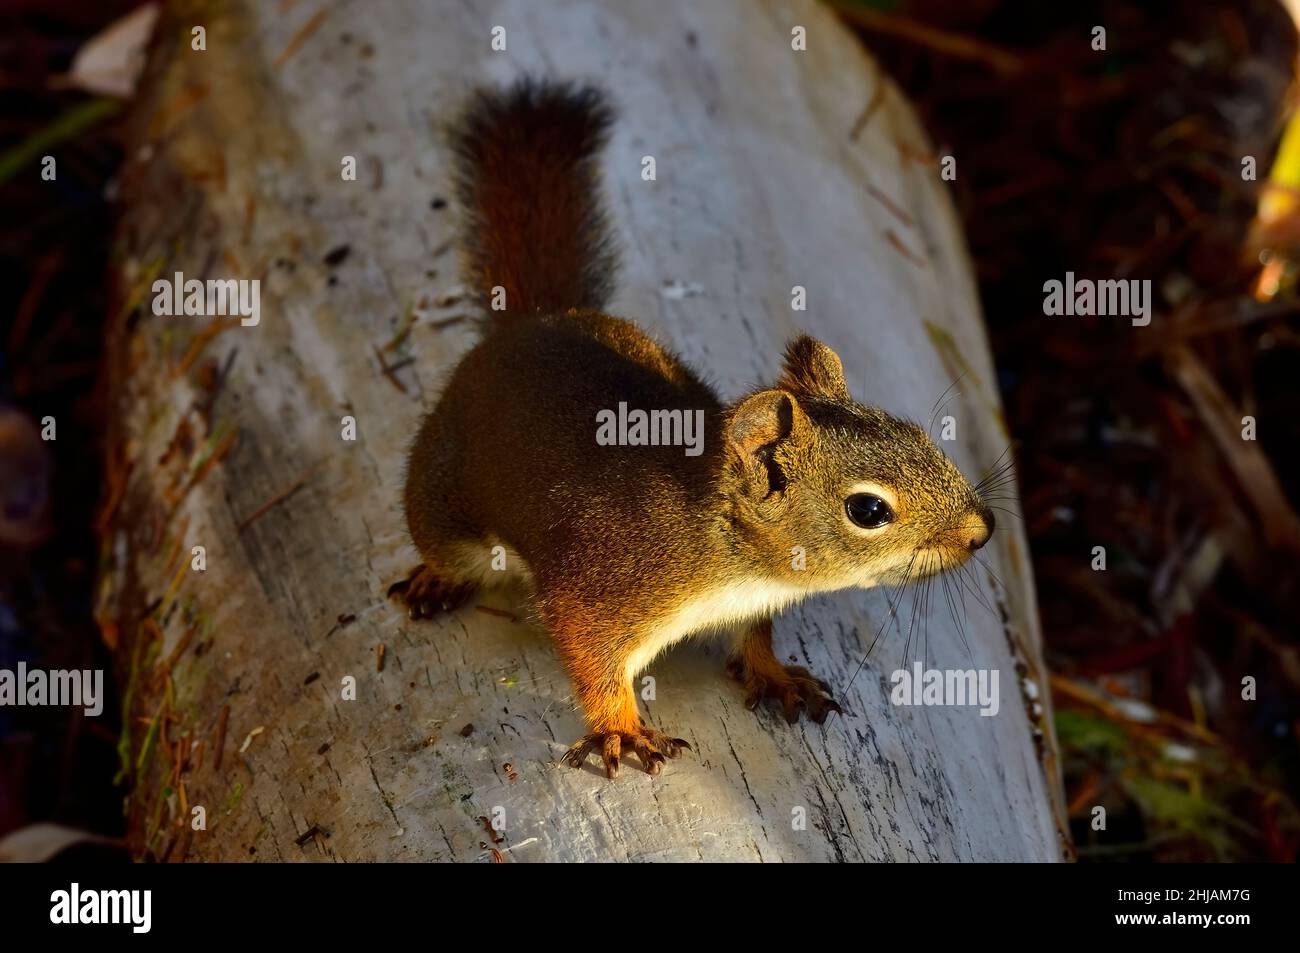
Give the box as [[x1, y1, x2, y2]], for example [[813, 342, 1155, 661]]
[[722, 336, 995, 592]]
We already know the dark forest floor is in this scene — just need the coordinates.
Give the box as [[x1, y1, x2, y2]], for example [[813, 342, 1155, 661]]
[[2, 0, 1298, 860]]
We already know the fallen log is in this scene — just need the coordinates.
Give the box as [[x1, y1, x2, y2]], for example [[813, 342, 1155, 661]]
[[100, 0, 1068, 861]]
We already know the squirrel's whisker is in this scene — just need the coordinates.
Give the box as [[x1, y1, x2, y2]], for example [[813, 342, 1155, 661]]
[[844, 549, 921, 692], [925, 372, 968, 434], [940, 570, 973, 666], [954, 560, 999, 621], [971, 551, 1009, 594]]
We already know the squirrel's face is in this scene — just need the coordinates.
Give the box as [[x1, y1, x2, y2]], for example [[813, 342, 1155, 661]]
[[724, 336, 995, 591]]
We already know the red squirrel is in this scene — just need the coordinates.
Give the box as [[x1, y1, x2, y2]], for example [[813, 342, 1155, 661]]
[[392, 79, 995, 778]]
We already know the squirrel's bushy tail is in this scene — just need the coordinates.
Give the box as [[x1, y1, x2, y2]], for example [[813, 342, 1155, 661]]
[[449, 78, 618, 317]]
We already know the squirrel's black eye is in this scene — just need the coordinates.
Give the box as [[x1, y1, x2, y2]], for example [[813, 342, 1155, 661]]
[[845, 493, 894, 529]]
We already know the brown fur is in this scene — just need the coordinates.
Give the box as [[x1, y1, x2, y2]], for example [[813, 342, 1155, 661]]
[[398, 80, 994, 779], [448, 79, 616, 315]]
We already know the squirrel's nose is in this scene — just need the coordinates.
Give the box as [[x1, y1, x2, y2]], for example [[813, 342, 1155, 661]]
[[966, 510, 995, 551]]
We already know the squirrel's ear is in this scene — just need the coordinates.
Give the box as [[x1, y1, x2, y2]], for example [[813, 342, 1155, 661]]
[[777, 335, 850, 402], [727, 389, 806, 456]]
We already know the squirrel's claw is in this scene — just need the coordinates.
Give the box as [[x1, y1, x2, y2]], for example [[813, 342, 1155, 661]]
[[602, 735, 621, 779], [816, 697, 844, 723], [732, 660, 843, 725], [561, 737, 601, 772], [636, 745, 666, 776], [562, 726, 690, 779], [387, 564, 473, 621]]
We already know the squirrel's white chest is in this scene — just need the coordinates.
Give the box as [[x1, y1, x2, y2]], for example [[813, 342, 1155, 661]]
[[622, 578, 807, 679]]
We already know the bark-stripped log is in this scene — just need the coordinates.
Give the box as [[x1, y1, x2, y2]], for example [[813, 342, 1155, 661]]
[[101, 0, 1070, 861]]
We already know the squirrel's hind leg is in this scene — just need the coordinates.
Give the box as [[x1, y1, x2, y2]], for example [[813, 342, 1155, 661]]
[[389, 534, 534, 619], [387, 555, 477, 621], [396, 409, 497, 619], [392, 490, 486, 621]]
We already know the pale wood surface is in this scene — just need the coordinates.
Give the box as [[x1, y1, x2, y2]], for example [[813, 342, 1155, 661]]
[[102, 0, 1068, 861]]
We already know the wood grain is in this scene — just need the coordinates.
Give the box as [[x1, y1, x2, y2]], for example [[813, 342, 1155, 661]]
[[101, 0, 1068, 862]]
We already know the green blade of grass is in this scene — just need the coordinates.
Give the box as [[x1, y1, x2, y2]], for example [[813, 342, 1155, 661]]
[[0, 97, 122, 185]]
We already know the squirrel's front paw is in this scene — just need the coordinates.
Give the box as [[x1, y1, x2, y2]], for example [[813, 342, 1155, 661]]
[[727, 658, 843, 725], [386, 564, 474, 620], [561, 724, 691, 779]]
